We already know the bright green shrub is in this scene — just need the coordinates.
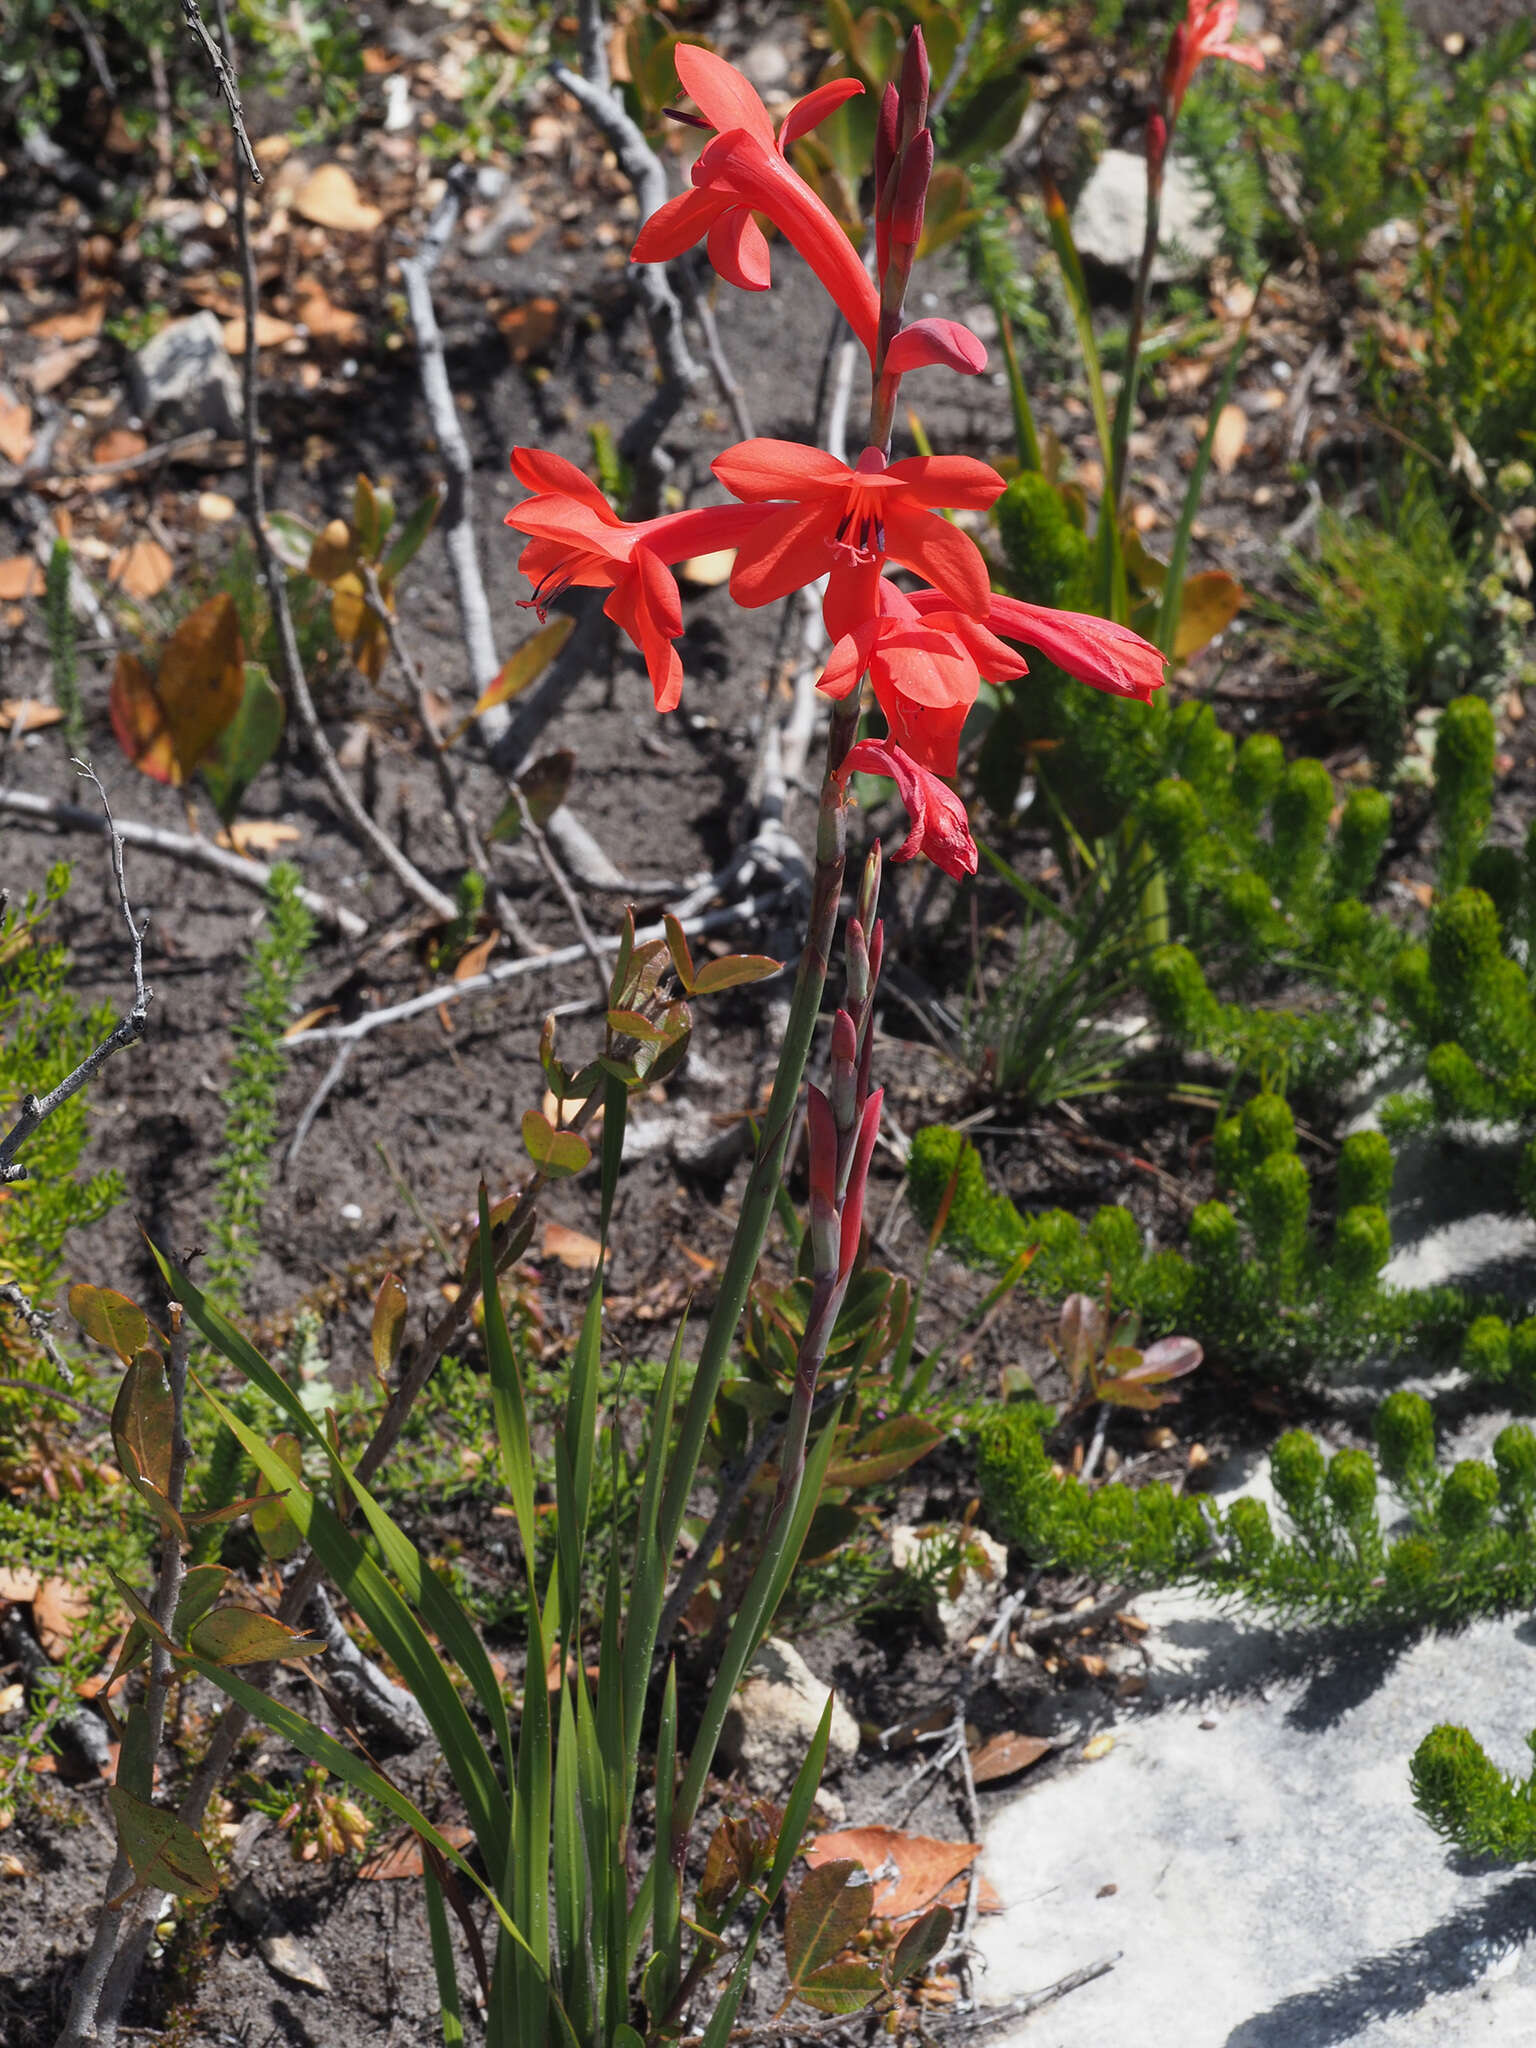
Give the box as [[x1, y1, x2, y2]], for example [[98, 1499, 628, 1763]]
[[1435, 696, 1497, 893], [1462, 1314, 1512, 1384], [1334, 1204, 1391, 1286], [1376, 1390, 1437, 1488], [1232, 732, 1285, 820], [1268, 758, 1334, 911], [1411, 1725, 1536, 1862], [1338, 1130, 1394, 1211], [1332, 788, 1393, 898], [1439, 1459, 1500, 1537]]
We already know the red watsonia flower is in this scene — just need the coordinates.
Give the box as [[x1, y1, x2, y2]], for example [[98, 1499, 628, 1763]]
[[710, 440, 1005, 628], [1162, 0, 1265, 124], [631, 46, 876, 345], [505, 447, 763, 713], [837, 737, 978, 880], [820, 584, 1027, 779], [917, 591, 1168, 706]]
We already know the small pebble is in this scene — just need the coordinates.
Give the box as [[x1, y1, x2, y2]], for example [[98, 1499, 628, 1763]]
[[340, 1202, 363, 1224], [1199, 1716, 1220, 1731]]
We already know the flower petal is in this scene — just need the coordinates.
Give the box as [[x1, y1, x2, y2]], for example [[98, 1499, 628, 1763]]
[[777, 75, 865, 153], [693, 131, 879, 353], [986, 596, 1167, 703], [818, 623, 879, 701], [631, 185, 729, 266], [883, 453, 1007, 511], [883, 501, 993, 616], [509, 447, 614, 515], [839, 738, 977, 878], [712, 438, 852, 503], [707, 206, 772, 291], [884, 316, 989, 377], [674, 44, 776, 147], [729, 501, 837, 608]]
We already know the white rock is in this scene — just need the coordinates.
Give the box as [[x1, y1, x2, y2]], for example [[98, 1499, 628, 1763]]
[[129, 312, 242, 439], [1071, 149, 1221, 282], [741, 38, 790, 92], [720, 1637, 858, 1790], [890, 1525, 1009, 1646]]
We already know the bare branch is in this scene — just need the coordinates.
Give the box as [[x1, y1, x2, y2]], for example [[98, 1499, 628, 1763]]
[[176, 0, 261, 182], [0, 769, 150, 1188], [0, 785, 368, 939], [209, 21, 456, 929], [0, 1281, 79, 1387], [281, 890, 788, 1049]]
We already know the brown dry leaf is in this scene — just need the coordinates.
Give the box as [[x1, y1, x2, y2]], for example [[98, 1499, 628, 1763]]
[[968, 1731, 1054, 1785], [0, 699, 63, 731], [453, 932, 499, 981], [198, 492, 237, 524], [0, 397, 34, 468], [223, 313, 300, 354], [1210, 403, 1248, 475], [0, 1567, 42, 1606], [293, 163, 384, 234], [109, 538, 175, 599], [24, 340, 99, 394], [359, 1825, 473, 1880], [29, 299, 106, 342], [283, 1004, 339, 1039], [217, 820, 302, 855], [1165, 356, 1214, 399], [0, 1684, 23, 1716], [294, 277, 365, 345], [498, 297, 561, 363], [92, 429, 149, 466], [0, 559, 44, 601], [34, 1578, 91, 1660], [541, 1220, 607, 1271], [805, 1827, 982, 1922]]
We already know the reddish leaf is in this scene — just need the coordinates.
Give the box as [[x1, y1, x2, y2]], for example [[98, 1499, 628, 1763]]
[[805, 1827, 981, 1922], [785, 1861, 871, 1985]]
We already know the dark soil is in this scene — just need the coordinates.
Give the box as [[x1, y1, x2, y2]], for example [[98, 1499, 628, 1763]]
[[1, 1, 1525, 2040]]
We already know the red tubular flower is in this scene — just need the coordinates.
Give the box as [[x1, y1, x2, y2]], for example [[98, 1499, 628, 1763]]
[[837, 738, 978, 880], [505, 447, 765, 713], [711, 440, 1004, 626], [1162, 0, 1265, 125], [631, 46, 875, 338], [820, 584, 1027, 778], [915, 590, 1168, 707]]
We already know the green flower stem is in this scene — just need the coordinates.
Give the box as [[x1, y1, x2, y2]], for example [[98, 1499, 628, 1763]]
[[1111, 178, 1163, 510], [655, 696, 861, 1611]]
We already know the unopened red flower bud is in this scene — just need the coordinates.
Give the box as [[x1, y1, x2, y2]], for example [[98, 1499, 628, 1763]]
[[830, 1008, 859, 1134], [898, 28, 929, 147], [891, 129, 934, 247], [838, 1088, 884, 1283], [857, 841, 883, 933], [846, 916, 870, 1011], [874, 82, 900, 202], [1146, 111, 1168, 184]]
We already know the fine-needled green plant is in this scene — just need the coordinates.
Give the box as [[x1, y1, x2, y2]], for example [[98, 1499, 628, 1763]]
[[908, 1106, 1469, 1381], [203, 864, 314, 1316], [46, 537, 86, 759], [977, 1389, 1536, 1630]]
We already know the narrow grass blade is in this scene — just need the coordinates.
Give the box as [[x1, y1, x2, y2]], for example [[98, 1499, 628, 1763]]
[[199, 1381, 511, 1872], [423, 1867, 465, 2048], [478, 1184, 538, 1574], [1157, 302, 1258, 660]]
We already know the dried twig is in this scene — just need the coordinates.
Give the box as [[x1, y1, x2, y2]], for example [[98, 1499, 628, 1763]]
[[358, 562, 538, 950], [0, 786, 367, 939], [508, 786, 610, 1002], [176, 0, 261, 183], [282, 891, 787, 1048], [551, 0, 700, 508], [0, 1282, 77, 1386], [0, 768, 150, 1188], [934, 1954, 1120, 2035], [219, 65, 456, 929]]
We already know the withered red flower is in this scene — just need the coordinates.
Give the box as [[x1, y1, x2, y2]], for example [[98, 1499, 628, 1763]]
[[837, 737, 978, 880]]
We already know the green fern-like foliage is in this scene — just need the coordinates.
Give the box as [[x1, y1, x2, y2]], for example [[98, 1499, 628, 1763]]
[[1411, 1726, 1536, 1861], [908, 1120, 1467, 1378], [0, 868, 122, 1369], [204, 863, 315, 1314], [978, 1393, 1536, 1628], [45, 538, 85, 757]]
